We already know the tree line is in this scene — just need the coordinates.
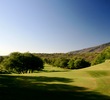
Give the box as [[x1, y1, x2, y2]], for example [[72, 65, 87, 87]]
[[92, 46, 110, 65], [38, 46, 110, 68], [0, 46, 110, 74], [43, 57, 90, 69]]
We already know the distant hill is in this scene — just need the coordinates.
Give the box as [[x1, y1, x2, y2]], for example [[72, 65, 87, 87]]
[[68, 42, 110, 54]]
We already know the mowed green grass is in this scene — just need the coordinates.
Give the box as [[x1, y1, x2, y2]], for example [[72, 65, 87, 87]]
[[0, 62, 110, 100]]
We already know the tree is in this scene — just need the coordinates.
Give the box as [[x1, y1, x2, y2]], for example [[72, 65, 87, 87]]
[[92, 46, 110, 65], [68, 59, 75, 69], [68, 58, 90, 69], [54, 58, 69, 68], [74, 58, 90, 69], [2, 52, 44, 73]]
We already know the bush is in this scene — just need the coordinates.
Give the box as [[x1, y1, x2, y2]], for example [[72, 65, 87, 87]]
[[2, 52, 44, 74]]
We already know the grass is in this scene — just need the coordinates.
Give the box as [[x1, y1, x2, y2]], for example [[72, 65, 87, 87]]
[[0, 62, 110, 100]]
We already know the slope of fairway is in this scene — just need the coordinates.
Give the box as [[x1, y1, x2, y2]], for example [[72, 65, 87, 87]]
[[83, 60, 110, 95], [84, 60, 110, 70], [0, 62, 110, 100]]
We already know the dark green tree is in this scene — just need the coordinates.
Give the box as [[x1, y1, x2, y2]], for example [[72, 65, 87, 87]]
[[54, 58, 69, 68], [68, 59, 75, 69], [0, 56, 4, 63], [74, 58, 90, 69], [2, 52, 44, 73]]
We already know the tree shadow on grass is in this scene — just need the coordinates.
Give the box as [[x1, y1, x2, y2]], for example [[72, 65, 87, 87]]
[[0, 75, 72, 84], [0, 75, 110, 100], [41, 69, 70, 73], [35, 68, 70, 73]]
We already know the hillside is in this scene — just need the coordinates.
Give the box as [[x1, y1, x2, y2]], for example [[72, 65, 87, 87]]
[[68, 42, 110, 54]]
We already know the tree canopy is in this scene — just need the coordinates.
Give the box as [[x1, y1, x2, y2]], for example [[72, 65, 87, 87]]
[[2, 52, 44, 73], [92, 46, 110, 65]]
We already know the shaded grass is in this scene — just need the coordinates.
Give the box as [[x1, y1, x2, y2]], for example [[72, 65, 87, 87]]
[[0, 75, 110, 100], [0, 62, 110, 100]]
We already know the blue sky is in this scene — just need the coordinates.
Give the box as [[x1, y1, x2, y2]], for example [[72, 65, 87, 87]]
[[0, 0, 110, 55]]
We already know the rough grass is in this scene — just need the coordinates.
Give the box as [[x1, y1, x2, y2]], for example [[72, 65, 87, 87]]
[[0, 62, 110, 100]]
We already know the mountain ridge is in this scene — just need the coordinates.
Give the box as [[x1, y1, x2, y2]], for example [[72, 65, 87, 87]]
[[68, 42, 110, 54]]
